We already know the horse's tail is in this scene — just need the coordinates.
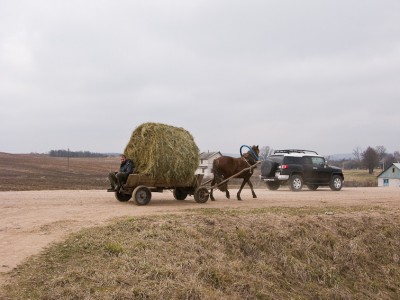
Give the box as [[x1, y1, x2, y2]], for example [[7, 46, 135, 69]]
[[212, 159, 222, 179]]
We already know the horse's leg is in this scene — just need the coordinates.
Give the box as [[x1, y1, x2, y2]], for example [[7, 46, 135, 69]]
[[210, 178, 216, 201], [237, 178, 247, 200], [247, 179, 257, 198], [225, 183, 230, 199]]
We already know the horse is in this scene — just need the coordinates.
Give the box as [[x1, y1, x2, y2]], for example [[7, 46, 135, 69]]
[[210, 145, 260, 201]]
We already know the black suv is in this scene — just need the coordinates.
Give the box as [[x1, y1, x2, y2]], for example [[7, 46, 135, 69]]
[[260, 149, 344, 191]]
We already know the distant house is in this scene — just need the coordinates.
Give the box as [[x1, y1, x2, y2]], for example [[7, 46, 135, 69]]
[[377, 163, 400, 187], [196, 151, 222, 178]]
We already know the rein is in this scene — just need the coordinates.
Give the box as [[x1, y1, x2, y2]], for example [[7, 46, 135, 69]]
[[242, 156, 252, 167]]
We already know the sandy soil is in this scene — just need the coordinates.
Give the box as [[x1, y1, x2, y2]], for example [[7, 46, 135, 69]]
[[1, 187, 399, 285]]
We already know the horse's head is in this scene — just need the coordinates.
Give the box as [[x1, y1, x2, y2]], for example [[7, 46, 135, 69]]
[[243, 145, 259, 164], [251, 145, 260, 157]]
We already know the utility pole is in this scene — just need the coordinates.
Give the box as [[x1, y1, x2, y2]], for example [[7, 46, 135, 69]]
[[67, 148, 70, 170]]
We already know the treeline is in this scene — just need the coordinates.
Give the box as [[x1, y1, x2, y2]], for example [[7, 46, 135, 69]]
[[48, 149, 108, 158], [329, 146, 400, 174]]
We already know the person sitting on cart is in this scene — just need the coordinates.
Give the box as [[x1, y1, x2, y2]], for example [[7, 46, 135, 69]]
[[107, 154, 135, 192]]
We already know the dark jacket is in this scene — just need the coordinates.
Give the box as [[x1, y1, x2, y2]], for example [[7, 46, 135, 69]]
[[119, 159, 134, 174]]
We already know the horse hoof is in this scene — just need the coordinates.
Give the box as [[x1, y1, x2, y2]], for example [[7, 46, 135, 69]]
[[237, 198, 242, 201], [211, 198, 215, 201]]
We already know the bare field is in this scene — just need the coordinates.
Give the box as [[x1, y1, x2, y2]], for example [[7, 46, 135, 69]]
[[0, 152, 117, 191]]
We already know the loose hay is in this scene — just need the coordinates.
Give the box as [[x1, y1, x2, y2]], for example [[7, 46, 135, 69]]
[[124, 122, 199, 183]]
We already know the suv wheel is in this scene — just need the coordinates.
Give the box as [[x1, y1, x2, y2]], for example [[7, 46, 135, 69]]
[[289, 175, 303, 192], [266, 181, 281, 190], [330, 175, 343, 191]]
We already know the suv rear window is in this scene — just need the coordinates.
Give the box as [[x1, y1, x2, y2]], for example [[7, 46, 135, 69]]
[[283, 156, 304, 164], [269, 155, 284, 164]]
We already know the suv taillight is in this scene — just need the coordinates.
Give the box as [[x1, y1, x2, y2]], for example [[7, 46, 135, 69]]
[[280, 164, 289, 169]]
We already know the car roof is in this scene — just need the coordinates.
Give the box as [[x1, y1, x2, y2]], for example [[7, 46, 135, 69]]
[[272, 149, 319, 155], [269, 153, 325, 158]]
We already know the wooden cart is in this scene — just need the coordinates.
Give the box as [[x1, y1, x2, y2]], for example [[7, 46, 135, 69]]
[[109, 173, 210, 205]]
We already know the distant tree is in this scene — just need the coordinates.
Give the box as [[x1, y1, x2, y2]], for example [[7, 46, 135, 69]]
[[259, 146, 271, 160], [49, 149, 107, 158], [394, 151, 400, 162], [352, 146, 363, 169], [362, 147, 379, 174], [375, 146, 387, 169], [384, 153, 396, 168], [375, 146, 386, 158], [352, 146, 362, 162]]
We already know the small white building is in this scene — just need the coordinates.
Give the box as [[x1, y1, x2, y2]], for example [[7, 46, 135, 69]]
[[377, 163, 400, 187], [196, 151, 222, 178]]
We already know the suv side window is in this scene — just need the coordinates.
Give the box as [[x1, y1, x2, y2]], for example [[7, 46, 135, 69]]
[[310, 156, 325, 167], [303, 157, 313, 165]]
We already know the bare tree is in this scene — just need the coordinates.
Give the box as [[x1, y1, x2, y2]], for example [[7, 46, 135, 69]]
[[259, 146, 271, 161], [375, 146, 387, 169], [375, 146, 387, 160], [353, 146, 362, 162], [393, 151, 400, 163], [384, 153, 396, 168], [362, 147, 379, 174]]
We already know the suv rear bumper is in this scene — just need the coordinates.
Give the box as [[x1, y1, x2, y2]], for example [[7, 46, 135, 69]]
[[261, 174, 289, 181]]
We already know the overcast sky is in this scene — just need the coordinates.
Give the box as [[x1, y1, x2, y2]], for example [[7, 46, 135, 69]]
[[1, 0, 399, 156]]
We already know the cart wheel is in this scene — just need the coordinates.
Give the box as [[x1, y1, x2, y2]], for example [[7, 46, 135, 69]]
[[133, 186, 152, 205], [194, 187, 209, 203], [173, 188, 188, 200], [115, 191, 132, 202]]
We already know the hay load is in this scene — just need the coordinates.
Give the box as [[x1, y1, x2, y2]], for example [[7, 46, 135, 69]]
[[124, 122, 199, 183]]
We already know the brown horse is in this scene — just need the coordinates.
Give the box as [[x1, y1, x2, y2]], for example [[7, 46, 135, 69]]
[[210, 145, 260, 201]]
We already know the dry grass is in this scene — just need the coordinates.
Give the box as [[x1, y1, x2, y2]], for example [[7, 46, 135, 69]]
[[343, 169, 379, 187], [2, 208, 400, 299]]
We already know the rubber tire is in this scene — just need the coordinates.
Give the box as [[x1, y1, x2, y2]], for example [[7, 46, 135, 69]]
[[330, 175, 343, 191], [307, 184, 319, 191], [133, 186, 152, 205], [173, 188, 188, 200], [115, 192, 132, 202], [289, 175, 303, 192], [266, 181, 281, 190], [194, 187, 209, 203]]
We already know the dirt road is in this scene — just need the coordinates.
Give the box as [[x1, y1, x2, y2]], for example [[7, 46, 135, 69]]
[[1, 187, 399, 284]]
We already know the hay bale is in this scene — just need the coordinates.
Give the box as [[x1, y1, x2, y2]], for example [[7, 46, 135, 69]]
[[124, 122, 199, 183]]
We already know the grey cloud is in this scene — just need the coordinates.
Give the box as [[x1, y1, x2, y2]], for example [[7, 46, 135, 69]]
[[0, 0, 399, 155]]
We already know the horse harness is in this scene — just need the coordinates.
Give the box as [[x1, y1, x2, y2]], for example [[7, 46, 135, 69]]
[[241, 154, 257, 174]]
